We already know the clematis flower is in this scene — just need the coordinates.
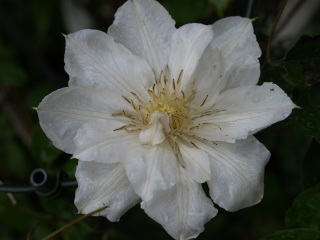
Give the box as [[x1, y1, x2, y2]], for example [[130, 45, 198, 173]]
[[36, 0, 296, 239]]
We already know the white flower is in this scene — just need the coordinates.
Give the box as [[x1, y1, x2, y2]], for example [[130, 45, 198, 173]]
[[37, 0, 296, 239]]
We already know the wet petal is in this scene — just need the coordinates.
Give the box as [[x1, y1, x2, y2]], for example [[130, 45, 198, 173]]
[[177, 139, 211, 183], [168, 23, 214, 91], [193, 136, 270, 211], [142, 166, 217, 240], [124, 140, 179, 202], [108, 0, 176, 78], [211, 17, 261, 89], [37, 85, 138, 163], [139, 113, 171, 146], [191, 47, 227, 112], [191, 83, 296, 142], [75, 161, 140, 221], [65, 29, 153, 99]]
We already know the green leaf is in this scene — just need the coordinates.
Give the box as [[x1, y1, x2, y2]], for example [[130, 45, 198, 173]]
[[31, 124, 61, 166], [280, 35, 320, 89], [164, 0, 208, 25], [261, 229, 320, 240], [259, 65, 293, 94], [302, 140, 320, 188], [286, 184, 320, 230], [208, 0, 231, 17], [293, 83, 320, 142]]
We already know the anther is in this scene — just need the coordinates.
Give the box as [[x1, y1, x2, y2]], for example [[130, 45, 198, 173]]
[[200, 95, 208, 107], [177, 70, 184, 86], [122, 96, 131, 104]]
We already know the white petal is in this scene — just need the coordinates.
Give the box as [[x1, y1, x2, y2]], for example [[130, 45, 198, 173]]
[[168, 24, 214, 91], [142, 166, 217, 240], [37, 85, 138, 163], [139, 113, 171, 146], [191, 83, 296, 142], [124, 140, 179, 203], [108, 0, 176, 78], [177, 139, 211, 183], [211, 17, 261, 89], [72, 122, 138, 164], [75, 161, 140, 221], [193, 136, 270, 211], [190, 47, 227, 112], [65, 29, 153, 100]]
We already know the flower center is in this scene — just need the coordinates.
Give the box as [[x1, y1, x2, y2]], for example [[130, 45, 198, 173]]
[[112, 69, 213, 146], [145, 88, 191, 132]]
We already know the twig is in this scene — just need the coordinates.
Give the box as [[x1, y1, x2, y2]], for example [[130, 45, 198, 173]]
[[27, 218, 69, 240], [42, 206, 108, 240]]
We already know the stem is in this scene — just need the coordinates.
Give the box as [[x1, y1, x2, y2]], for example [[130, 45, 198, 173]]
[[0, 181, 77, 193], [0, 186, 34, 193], [27, 218, 69, 240], [266, 0, 288, 62], [43, 206, 108, 240], [61, 181, 78, 188]]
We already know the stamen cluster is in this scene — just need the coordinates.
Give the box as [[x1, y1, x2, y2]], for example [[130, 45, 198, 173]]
[[112, 69, 214, 138]]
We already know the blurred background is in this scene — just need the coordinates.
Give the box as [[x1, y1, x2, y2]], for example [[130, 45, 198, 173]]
[[0, 0, 319, 239]]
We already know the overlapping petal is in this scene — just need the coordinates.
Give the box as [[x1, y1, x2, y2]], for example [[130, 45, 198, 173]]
[[168, 23, 214, 91], [190, 47, 227, 111], [65, 29, 153, 99], [210, 17, 261, 89], [75, 161, 140, 221], [193, 136, 270, 211], [191, 83, 296, 142], [139, 113, 171, 146], [108, 0, 176, 78], [177, 139, 211, 183], [142, 166, 217, 240], [37, 85, 138, 163], [123, 140, 179, 203]]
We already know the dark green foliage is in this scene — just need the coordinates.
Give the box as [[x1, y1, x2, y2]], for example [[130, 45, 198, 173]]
[[261, 229, 320, 240], [0, 44, 27, 87], [208, 0, 231, 17], [163, 0, 208, 24], [31, 124, 61, 166], [293, 83, 320, 143], [302, 140, 320, 188], [280, 35, 320, 89], [286, 184, 320, 230]]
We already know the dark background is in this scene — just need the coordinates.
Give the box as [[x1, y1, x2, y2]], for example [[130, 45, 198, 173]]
[[0, 0, 319, 239]]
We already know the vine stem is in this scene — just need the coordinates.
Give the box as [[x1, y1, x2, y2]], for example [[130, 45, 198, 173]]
[[43, 206, 108, 240], [266, 0, 288, 62]]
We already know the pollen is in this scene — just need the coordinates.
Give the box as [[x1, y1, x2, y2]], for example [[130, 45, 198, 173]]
[[144, 74, 191, 132], [112, 69, 215, 137]]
